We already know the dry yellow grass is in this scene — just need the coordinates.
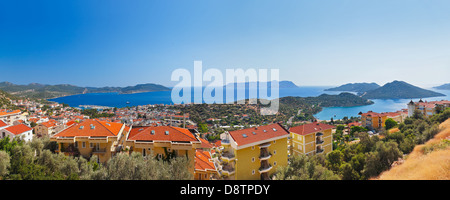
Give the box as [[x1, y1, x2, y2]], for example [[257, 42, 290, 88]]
[[389, 127, 400, 134], [376, 118, 450, 180]]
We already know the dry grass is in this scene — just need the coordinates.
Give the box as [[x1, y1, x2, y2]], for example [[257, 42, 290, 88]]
[[388, 127, 400, 134], [376, 118, 450, 180]]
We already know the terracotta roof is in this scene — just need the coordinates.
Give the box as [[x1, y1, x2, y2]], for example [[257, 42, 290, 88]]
[[194, 150, 216, 172], [228, 123, 289, 146], [0, 120, 8, 128], [0, 109, 21, 117], [198, 137, 213, 149], [53, 119, 124, 138], [127, 126, 199, 142], [290, 122, 336, 136], [40, 120, 58, 128], [5, 124, 32, 135]]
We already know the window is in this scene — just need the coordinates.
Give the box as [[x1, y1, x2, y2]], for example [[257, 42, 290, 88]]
[[274, 161, 277, 166], [251, 146, 255, 150], [90, 143, 93, 148], [74, 142, 78, 148], [252, 170, 255, 175], [143, 148, 147, 156], [273, 150, 276, 155], [251, 157, 255, 162], [273, 140, 276, 144], [82, 142, 86, 148]]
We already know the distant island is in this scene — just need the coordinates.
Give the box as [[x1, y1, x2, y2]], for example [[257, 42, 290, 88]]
[[361, 81, 445, 99], [434, 83, 450, 90], [326, 81, 445, 99], [0, 82, 170, 99], [325, 82, 380, 93]]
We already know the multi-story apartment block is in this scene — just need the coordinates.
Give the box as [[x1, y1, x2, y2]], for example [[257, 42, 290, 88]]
[[408, 99, 450, 117], [0, 109, 23, 125], [289, 122, 335, 157], [217, 123, 290, 180], [125, 126, 202, 175], [51, 119, 129, 163]]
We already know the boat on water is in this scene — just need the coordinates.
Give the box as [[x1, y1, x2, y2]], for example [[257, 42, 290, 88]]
[[126, 101, 130, 104]]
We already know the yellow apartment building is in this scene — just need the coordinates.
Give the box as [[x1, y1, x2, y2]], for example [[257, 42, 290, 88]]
[[217, 123, 290, 180], [359, 111, 388, 130], [125, 126, 202, 175], [289, 122, 335, 156], [51, 119, 129, 163]]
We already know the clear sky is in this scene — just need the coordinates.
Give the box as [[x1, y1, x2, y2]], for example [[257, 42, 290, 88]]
[[1, 0, 450, 88]]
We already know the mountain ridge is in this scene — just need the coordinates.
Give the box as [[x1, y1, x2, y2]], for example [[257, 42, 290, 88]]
[[325, 82, 380, 93], [0, 82, 170, 99], [361, 80, 445, 99]]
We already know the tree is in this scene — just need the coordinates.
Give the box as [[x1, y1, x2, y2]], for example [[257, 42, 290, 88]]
[[326, 150, 344, 173], [273, 154, 340, 180], [384, 118, 398, 130], [198, 123, 208, 133], [362, 141, 402, 179], [412, 109, 423, 120], [340, 162, 359, 180], [0, 151, 10, 179]]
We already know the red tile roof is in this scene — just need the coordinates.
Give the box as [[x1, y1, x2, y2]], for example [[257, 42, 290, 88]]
[[290, 122, 335, 136], [5, 124, 32, 135], [53, 119, 124, 138], [195, 150, 216, 172], [0, 120, 7, 128], [198, 137, 213, 149], [0, 109, 21, 117], [40, 120, 58, 128], [228, 123, 289, 146], [127, 126, 198, 142]]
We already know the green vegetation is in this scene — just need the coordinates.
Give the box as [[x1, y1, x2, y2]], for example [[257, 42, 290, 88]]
[[0, 81, 170, 99], [275, 108, 450, 180], [0, 136, 192, 180], [362, 80, 445, 99], [385, 118, 398, 130], [81, 109, 115, 119], [325, 82, 380, 93]]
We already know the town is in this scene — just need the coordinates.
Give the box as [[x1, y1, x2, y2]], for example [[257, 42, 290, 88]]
[[1, 95, 449, 180]]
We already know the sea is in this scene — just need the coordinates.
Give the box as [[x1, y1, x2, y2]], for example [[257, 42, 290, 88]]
[[49, 87, 450, 120]]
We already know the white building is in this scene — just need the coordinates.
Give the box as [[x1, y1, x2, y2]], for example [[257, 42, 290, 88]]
[[0, 124, 33, 142]]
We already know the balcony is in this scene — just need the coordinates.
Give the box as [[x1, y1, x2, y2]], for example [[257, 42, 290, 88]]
[[259, 164, 273, 174], [221, 164, 235, 176], [259, 151, 272, 161], [316, 139, 324, 144], [221, 139, 231, 146], [221, 151, 236, 162], [316, 132, 323, 137], [92, 147, 107, 154], [316, 148, 324, 154], [259, 142, 271, 149]]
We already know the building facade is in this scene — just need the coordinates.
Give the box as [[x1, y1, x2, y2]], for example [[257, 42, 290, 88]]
[[125, 126, 202, 176], [217, 123, 289, 180], [0, 123, 33, 142], [51, 119, 128, 163], [289, 122, 335, 157], [408, 100, 450, 117]]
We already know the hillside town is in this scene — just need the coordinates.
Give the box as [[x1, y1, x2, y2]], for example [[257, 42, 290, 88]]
[[1, 96, 449, 180]]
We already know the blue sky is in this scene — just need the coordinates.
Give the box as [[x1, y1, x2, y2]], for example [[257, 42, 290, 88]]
[[1, 0, 450, 87]]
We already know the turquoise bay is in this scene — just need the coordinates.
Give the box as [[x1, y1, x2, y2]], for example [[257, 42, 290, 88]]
[[49, 87, 450, 120]]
